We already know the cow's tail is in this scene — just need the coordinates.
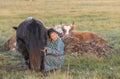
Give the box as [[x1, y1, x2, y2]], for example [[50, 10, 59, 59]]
[[28, 19, 44, 71]]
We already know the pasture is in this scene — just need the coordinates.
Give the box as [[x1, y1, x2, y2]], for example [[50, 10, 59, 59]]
[[0, 0, 120, 79]]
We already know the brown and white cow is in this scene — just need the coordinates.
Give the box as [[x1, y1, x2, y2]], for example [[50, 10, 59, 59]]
[[4, 35, 16, 51], [61, 22, 108, 45]]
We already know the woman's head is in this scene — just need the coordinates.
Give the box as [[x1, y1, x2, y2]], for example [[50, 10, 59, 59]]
[[47, 28, 58, 41]]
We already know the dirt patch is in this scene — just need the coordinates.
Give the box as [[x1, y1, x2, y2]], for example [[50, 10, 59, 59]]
[[62, 36, 113, 56]]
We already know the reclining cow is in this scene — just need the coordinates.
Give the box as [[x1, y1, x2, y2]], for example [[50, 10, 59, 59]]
[[61, 22, 108, 46], [4, 35, 16, 51]]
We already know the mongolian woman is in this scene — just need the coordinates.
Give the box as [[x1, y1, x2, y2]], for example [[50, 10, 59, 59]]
[[45, 28, 65, 72]]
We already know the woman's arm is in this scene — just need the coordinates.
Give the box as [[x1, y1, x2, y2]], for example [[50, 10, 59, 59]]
[[47, 39, 64, 55]]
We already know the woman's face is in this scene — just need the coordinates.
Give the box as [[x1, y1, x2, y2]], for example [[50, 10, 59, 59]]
[[50, 32, 58, 42]]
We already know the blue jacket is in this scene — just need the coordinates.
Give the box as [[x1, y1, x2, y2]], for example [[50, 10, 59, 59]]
[[45, 38, 64, 71]]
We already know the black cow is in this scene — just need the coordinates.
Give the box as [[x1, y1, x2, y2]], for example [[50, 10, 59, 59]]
[[13, 17, 47, 71]]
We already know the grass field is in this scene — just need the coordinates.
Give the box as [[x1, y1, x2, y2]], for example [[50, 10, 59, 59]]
[[0, 0, 120, 79]]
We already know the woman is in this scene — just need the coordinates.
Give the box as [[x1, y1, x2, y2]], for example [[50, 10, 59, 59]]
[[45, 28, 65, 72]]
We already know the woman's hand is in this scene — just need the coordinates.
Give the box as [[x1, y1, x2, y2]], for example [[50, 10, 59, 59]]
[[43, 47, 48, 56], [44, 47, 48, 51]]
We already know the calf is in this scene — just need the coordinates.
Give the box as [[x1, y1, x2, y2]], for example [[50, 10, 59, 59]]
[[62, 22, 108, 45], [4, 35, 16, 51]]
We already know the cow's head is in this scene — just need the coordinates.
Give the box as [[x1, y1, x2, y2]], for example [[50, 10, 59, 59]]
[[62, 22, 75, 36]]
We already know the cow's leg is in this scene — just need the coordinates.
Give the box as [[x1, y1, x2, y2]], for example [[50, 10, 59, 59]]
[[20, 51, 30, 69], [23, 52, 31, 69]]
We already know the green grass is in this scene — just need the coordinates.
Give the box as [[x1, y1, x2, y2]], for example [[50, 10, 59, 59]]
[[0, 0, 120, 79]]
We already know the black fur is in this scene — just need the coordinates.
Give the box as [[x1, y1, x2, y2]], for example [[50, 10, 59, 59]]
[[14, 18, 47, 71]]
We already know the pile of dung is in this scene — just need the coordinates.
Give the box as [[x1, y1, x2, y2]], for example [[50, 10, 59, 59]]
[[62, 36, 113, 57]]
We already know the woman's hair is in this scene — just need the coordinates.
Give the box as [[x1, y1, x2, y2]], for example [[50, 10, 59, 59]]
[[47, 28, 58, 38]]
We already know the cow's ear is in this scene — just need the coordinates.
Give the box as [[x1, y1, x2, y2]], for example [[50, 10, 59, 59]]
[[53, 24, 55, 27], [60, 21, 64, 25], [71, 21, 76, 30], [13, 26, 17, 30], [60, 21, 62, 25]]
